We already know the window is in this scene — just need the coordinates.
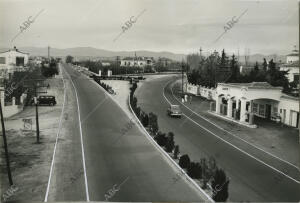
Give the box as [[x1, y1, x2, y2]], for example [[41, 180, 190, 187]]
[[259, 104, 265, 116], [0, 57, 6, 64], [273, 106, 278, 115], [294, 74, 299, 83], [253, 103, 258, 113]]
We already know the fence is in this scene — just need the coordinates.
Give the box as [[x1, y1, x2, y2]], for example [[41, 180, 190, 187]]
[[185, 83, 216, 100]]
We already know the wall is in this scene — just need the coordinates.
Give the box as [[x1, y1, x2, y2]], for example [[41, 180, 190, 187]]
[[1, 90, 27, 118], [278, 96, 299, 127], [185, 83, 216, 100]]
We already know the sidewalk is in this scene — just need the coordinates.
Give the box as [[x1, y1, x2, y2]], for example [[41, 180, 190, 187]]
[[0, 76, 65, 201], [172, 81, 300, 168]]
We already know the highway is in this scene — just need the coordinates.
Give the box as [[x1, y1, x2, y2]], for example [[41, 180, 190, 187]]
[[46, 63, 206, 201], [135, 75, 300, 202]]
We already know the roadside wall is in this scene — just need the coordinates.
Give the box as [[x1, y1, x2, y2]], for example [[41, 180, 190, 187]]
[[185, 83, 216, 100]]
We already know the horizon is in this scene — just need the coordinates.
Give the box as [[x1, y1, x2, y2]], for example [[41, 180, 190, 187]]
[[0, 0, 298, 55]]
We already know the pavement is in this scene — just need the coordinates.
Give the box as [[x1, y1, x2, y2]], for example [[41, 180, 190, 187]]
[[48, 63, 206, 202], [135, 75, 300, 202]]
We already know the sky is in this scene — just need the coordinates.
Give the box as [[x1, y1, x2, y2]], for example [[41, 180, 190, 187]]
[[0, 0, 298, 55]]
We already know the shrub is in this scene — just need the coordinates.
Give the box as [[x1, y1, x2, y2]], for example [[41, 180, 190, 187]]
[[131, 97, 138, 109], [149, 112, 159, 135], [187, 162, 202, 179], [211, 169, 229, 202], [165, 132, 175, 153], [173, 145, 180, 159], [179, 154, 190, 169], [154, 131, 167, 146], [141, 112, 149, 127]]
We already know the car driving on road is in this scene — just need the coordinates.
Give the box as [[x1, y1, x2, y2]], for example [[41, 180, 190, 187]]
[[167, 104, 182, 118]]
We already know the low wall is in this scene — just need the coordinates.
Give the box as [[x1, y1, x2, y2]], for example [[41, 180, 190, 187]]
[[185, 83, 216, 100]]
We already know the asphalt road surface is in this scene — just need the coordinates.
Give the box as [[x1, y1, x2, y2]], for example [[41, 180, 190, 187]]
[[47, 63, 207, 201], [135, 75, 300, 202]]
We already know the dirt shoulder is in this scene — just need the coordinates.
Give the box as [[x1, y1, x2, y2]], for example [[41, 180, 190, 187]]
[[0, 75, 65, 201]]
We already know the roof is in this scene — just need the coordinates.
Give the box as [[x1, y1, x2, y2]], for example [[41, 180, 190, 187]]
[[281, 93, 299, 101], [219, 82, 283, 90], [287, 53, 299, 57], [0, 49, 29, 55]]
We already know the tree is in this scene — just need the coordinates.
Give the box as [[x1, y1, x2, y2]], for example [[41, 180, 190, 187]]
[[165, 132, 175, 152], [211, 168, 230, 202], [141, 112, 149, 127], [228, 54, 239, 82], [179, 154, 190, 169], [173, 145, 180, 159], [66, 55, 74, 63], [187, 162, 202, 179], [262, 58, 268, 72], [148, 112, 159, 135], [265, 59, 290, 92], [154, 131, 167, 146]]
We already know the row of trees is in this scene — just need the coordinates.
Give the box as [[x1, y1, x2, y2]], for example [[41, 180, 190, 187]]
[[41, 59, 59, 78], [66, 55, 185, 75], [129, 81, 229, 201], [187, 50, 292, 93]]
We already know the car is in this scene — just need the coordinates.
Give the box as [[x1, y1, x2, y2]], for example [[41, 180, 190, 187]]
[[167, 104, 182, 118], [30, 95, 57, 106]]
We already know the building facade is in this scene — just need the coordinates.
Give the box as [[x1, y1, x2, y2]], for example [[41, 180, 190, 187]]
[[0, 47, 29, 75], [120, 56, 154, 68], [215, 82, 299, 128], [280, 48, 299, 83]]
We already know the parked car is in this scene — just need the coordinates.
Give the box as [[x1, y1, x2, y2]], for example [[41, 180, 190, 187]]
[[30, 95, 57, 106], [167, 104, 182, 118]]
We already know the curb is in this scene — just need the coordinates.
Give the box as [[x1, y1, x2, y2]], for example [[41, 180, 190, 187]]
[[128, 94, 214, 203]]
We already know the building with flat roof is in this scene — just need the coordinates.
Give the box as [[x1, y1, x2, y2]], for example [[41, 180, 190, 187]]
[[215, 82, 299, 128], [0, 47, 29, 75]]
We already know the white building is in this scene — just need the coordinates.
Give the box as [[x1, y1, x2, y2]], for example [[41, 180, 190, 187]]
[[215, 82, 299, 128], [280, 49, 299, 83], [120, 56, 154, 68], [0, 47, 29, 74]]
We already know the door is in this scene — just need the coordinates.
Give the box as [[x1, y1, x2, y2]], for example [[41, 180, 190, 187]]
[[265, 104, 271, 119]]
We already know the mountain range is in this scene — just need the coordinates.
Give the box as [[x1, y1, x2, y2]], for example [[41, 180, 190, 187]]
[[0, 46, 287, 63]]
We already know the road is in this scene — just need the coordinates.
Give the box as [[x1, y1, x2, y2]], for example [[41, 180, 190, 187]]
[[135, 75, 300, 202], [46, 63, 206, 202]]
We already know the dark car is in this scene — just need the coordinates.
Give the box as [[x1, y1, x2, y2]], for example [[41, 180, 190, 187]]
[[31, 95, 57, 106], [167, 104, 182, 118]]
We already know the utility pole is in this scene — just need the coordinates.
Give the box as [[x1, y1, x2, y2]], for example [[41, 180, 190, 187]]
[[24, 80, 46, 144], [0, 96, 13, 185], [181, 60, 184, 96], [48, 46, 50, 62], [298, 1, 300, 143], [34, 85, 40, 143]]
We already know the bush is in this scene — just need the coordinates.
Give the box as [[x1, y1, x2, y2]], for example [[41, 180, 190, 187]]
[[141, 112, 149, 127], [154, 131, 167, 146], [211, 169, 229, 202], [149, 112, 159, 135], [131, 97, 138, 109], [165, 132, 175, 153], [179, 154, 190, 169], [173, 145, 180, 159], [187, 162, 202, 179]]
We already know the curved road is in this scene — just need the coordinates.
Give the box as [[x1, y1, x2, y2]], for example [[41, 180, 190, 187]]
[[135, 75, 300, 202], [47, 63, 206, 202]]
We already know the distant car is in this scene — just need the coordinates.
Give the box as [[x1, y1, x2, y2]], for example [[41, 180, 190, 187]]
[[167, 104, 182, 118], [31, 95, 57, 106]]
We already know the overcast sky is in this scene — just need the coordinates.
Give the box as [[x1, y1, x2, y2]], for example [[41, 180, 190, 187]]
[[0, 0, 298, 55]]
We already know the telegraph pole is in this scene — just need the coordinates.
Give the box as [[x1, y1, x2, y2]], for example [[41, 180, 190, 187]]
[[181, 60, 184, 96], [298, 0, 300, 144], [35, 85, 40, 143], [0, 97, 13, 185]]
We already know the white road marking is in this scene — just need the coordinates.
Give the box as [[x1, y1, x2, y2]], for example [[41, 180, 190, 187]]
[[64, 65, 90, 201], [170, 80, 299, 170], [44, 64, 67, 202], [162, 79, 300, 184]]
